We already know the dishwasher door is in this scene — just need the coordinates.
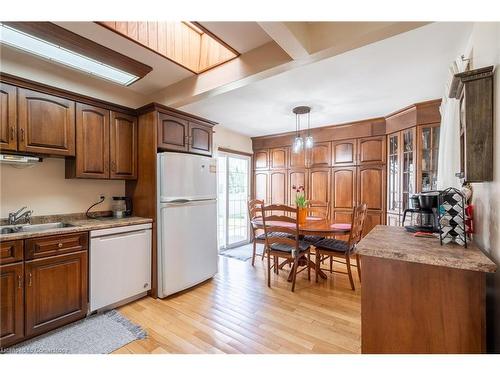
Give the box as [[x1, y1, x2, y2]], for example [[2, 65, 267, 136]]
[[90, 223, 152, 312]]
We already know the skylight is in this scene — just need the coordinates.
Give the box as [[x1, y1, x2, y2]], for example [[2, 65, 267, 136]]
[[0, 24, 140, 86]]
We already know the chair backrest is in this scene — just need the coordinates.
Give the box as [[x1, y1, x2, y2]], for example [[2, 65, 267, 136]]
[[348, 203, 368, 248], [260, 204, 300, 252], [305, 200, 330, 219], [248, 199, 264, 238]]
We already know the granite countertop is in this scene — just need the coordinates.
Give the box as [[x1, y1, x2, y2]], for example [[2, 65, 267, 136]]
[[0, 213, 153, 241], [356, 225, 497, 273]]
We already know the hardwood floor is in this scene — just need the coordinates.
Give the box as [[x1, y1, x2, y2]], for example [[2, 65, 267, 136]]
[[115, 254, 361, 354]]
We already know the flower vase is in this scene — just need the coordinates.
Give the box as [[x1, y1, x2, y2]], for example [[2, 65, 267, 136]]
[[298, 207, 307, 225]]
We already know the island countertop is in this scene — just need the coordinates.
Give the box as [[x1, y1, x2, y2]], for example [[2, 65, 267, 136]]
[[356, 225, 496, 273]]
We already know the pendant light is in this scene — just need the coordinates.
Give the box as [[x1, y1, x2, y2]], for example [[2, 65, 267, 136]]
[[292, 106, 313, 154]]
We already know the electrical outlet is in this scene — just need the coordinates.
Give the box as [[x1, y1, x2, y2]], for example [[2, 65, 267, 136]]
[[99, 194, 105, 201]]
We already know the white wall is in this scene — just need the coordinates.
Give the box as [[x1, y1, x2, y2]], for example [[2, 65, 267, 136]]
[[213, 125, 253, 155], [468, 22, 500, 352], [0, 158, 124, 218]]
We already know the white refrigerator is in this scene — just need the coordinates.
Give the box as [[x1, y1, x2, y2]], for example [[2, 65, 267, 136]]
[[157, 152, 218, 298]]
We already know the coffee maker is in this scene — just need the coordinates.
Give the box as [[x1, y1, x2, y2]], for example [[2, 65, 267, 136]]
[[402, 191, 440, 233], [112, 196, 132, 218]]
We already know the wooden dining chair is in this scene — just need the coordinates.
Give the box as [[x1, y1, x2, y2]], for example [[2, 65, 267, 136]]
[[247, 199, 291, 266], [302, 200, 330, 246], [261, 204, 312, 292], [313, 203, 367, 290]]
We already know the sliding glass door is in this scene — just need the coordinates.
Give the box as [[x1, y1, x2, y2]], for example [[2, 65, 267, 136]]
[[217, 152, 250, 250]]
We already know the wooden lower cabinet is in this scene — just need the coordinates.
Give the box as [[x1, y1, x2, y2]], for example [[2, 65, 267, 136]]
[[308, 168, 330, 204], [0, 262, 24, 347], [288, 169, 307, 206], [25, 251, 88, 337], [269, 170, 287, 204], [364, 211, 383, 235], [254, 171, 269, 202]]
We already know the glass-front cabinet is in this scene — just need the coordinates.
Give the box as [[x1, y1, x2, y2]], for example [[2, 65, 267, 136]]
[[387, 125, 438, 226], [418, 124, 440, 192]]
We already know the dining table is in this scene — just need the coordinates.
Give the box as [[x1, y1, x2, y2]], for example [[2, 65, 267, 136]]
[[251, 216, 351, 280]]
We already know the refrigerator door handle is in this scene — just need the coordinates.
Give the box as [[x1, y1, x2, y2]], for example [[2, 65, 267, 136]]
[[167, 199, 191, 204]]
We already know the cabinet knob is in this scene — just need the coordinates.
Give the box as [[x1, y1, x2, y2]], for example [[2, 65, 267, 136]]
[[18, 275, 22, 289], [28, 272, 32, 287], [20, 128, 25, 142], [58, 242, 63, 248]]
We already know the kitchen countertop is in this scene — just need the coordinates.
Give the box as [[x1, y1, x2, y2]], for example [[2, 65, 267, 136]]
[[356, 225, 497, 273], [0, 214, 153, 241]]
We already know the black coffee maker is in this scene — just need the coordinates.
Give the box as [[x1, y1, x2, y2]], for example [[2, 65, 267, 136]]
[[402, 191, 440, 233]]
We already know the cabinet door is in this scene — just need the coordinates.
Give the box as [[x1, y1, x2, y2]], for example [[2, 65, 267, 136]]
[[269, 170, 287, 204], [401, 128, 416, 211], [0, 263, 24, 348], [357, 165, 385, 211], [288, 169, 307, 207], [289, 147, 306, 168], [254, 149, 269, 170], [363, 211, 383, 236], [417, 123, 440, 192], [25, 251, 88, 337], [18, 88, 75, 156], [357, 136, 386, 165], [254, 171, 269, 202], [157, 113, 188, 152], [332, 167, 357, 210], [308, 168, 330, 204], [387, 213, 401, 227], [74, 104, 110, 179], [332, 210, 353, 241], [0, 83, 17, 151], [387, 132, 401, 214], [0, 240, 23, 265], [110, 111, 137, 180], [270, 147, 288, 169], [188, 122, 212, 156], [308, 142, 331, 167], [332, 139, 356, 166]]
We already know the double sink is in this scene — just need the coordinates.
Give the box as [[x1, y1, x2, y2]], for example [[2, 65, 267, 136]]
[[0, 222, 76, 235]]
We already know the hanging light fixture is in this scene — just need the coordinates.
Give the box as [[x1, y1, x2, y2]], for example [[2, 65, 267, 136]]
[[292, 106, 313, 153]]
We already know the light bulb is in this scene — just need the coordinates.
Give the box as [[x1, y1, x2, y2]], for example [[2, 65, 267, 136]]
[[305, 136, 314, 149], [293, 137, 304, 153]]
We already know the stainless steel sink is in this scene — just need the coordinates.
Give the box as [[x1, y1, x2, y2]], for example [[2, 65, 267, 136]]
[[0, 222, 76, 234]]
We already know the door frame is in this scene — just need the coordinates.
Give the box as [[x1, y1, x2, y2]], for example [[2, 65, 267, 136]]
[[217, 148, 252, 250]]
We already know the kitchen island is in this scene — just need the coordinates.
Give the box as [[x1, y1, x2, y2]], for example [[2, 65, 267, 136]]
[[356, 225, 497, 354]]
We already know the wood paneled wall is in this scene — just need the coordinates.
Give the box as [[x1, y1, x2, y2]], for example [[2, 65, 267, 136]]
[[98, 22, 238, 73]]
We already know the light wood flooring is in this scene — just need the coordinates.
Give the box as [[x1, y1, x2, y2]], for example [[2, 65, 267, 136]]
[[115, 254, 361, 354]]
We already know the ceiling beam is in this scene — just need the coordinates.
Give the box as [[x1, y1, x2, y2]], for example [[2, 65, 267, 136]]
[[257, 22, 310, 60]]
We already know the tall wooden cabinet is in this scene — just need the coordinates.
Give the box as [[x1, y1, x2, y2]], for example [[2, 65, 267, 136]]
[[385, 99, 441, 226]]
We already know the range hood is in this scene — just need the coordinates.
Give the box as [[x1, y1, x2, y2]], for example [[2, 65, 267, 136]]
[[0, 154, 42, 165]]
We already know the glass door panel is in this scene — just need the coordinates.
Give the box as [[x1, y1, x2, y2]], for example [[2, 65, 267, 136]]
[[401, 129, 415, 211], [217, 152, 250, 250], [387, 134, 400, 214]]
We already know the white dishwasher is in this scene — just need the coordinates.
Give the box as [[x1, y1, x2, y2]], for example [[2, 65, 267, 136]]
[[90, 223, 152, 312]]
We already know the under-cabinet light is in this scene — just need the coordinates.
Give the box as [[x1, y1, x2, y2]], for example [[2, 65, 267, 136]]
[[0, 24, 140, 86]]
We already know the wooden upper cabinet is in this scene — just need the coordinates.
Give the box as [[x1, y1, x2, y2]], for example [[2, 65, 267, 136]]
[[288, 169, 307, 207], [73, 104, 110, 179], [0, 83, 17, 151], [270, 147, 288, 169], [254, 149, 269, 170], [254, 171, 269, 202], [157, 113, 189, 151], [25, 251, 87, 337], [357, 136, 386, 165], [357, 165, 386, 211], [17, 88, 75, 156], [289, 147, 306, 168], [308, 142, 331, 167], [332, 139, 357, 166], [0, 262, 24, 348], [269, 170, 287, 205], [110, 111, 137, 180], [331, 167, 357, 210], [308, 168, 330, 204], [189, 122, 212, 156]]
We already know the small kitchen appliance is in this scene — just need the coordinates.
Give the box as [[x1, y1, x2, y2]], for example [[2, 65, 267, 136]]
[[402, 191, 440, 233], [112, 196, 132, 218]]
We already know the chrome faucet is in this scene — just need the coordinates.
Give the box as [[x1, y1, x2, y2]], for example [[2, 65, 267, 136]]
[[8, 206, 33, 225]]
